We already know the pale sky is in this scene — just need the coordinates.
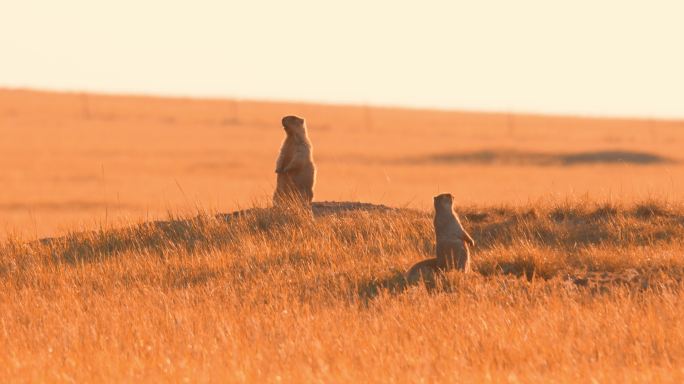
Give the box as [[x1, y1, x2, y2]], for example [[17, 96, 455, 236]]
[[1, 1, 683, 118]]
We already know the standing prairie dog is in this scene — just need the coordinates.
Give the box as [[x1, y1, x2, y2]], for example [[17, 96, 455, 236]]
[[273, 115, 317, 207], [406, 193, 475, 283]]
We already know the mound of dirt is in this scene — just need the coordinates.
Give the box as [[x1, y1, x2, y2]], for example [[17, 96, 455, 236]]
[[36, 201, 399, 247]]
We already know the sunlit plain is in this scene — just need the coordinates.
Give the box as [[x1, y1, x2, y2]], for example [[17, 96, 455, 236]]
[[2, 89, 684, 238], [2, 89, 684, 382]]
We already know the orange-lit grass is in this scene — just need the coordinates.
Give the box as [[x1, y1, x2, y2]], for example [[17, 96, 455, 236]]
[[2, 200, 684, 382]]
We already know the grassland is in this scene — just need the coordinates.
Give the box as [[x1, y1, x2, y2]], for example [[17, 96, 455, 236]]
[[2, 200, 684, 382], [2, 89, 684, 238], [2, 89, 684, 382]]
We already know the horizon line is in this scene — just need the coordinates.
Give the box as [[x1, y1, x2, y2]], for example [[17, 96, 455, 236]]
[[3, 85, 684, 123]]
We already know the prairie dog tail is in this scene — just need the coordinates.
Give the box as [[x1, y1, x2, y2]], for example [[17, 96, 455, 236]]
[[405, 258, 440, 284]]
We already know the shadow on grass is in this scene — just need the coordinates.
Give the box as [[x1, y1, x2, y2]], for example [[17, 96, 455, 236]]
[[357, 266, 684, 302], [356, 269, 462, 302], [477, 261, 540, 281], [357, 271, 410, 301]]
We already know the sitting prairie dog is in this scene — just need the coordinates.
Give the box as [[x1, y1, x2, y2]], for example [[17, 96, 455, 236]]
[[433, 193, 475, 272], [406, 193, 475, 283], [273, 115, 317, 207]]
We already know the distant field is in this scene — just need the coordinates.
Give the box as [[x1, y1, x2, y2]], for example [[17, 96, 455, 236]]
[[1, 89, 684, 238]]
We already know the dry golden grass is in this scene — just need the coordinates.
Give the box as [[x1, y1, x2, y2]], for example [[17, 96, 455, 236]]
[[3, 89, 684, 382], [2, 200, 684, 382]]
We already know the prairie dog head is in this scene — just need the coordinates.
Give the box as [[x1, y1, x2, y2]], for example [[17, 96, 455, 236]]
[[434, 193, 455, 213], [281, 115, 307, 138]]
